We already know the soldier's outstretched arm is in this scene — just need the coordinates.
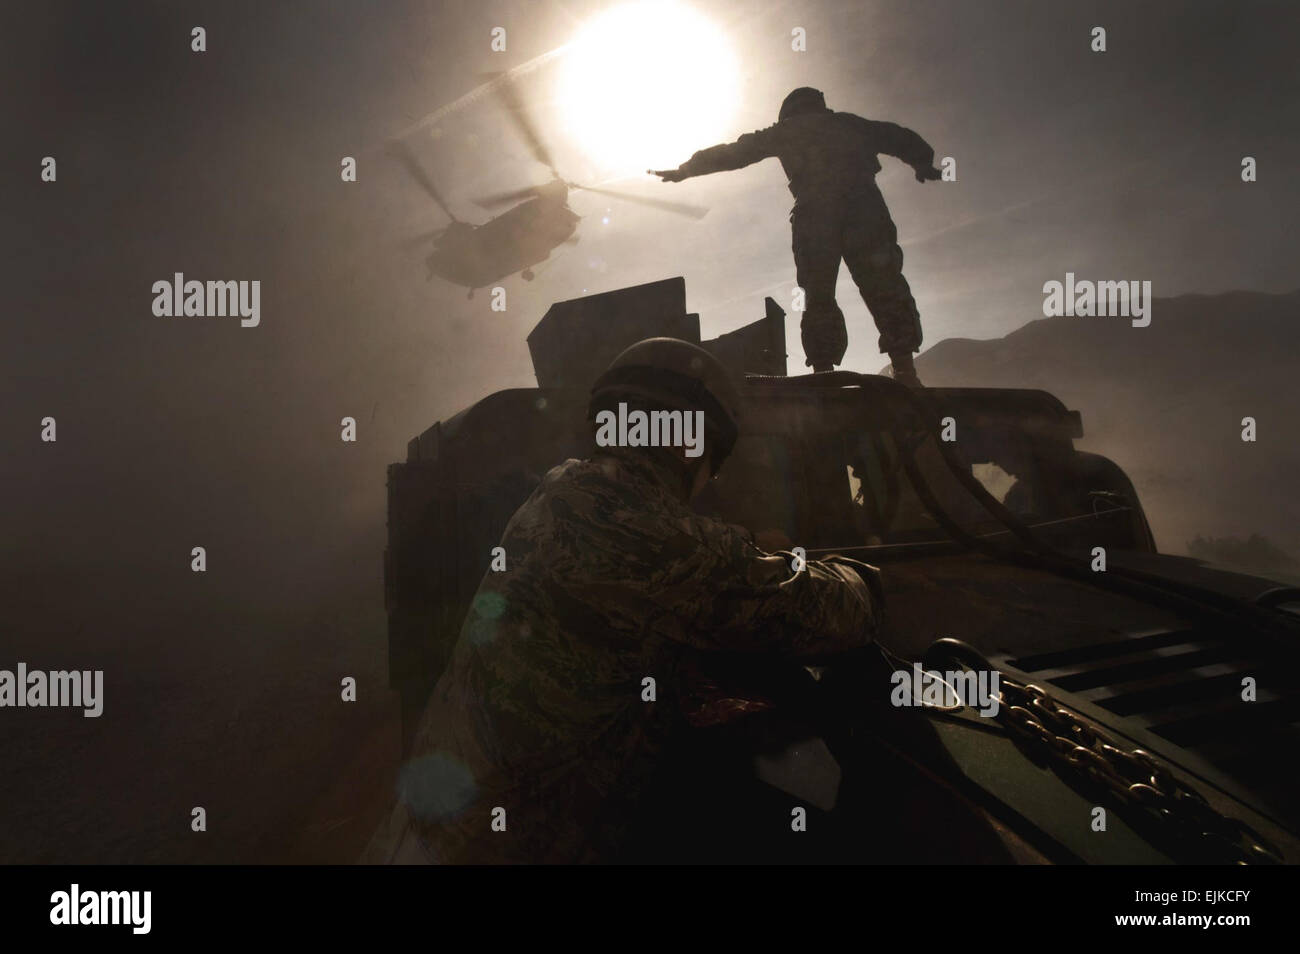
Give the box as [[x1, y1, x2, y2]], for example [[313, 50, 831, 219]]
[[857, 117, 939, 179], [568, 500, 883, 657], [650, 127, 779, 183]]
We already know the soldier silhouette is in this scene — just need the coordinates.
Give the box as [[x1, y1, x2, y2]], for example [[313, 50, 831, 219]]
[[652, 87, 941, 386], [362, 338, 882, 863]]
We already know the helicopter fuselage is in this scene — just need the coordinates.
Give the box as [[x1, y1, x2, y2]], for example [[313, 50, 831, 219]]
[[426, 196, 580, 290]]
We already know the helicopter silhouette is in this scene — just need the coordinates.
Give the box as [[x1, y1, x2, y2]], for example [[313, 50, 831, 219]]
[[388, 76, 707, 299]]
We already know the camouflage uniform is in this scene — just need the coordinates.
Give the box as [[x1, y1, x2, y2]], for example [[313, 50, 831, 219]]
[[673, 111, 935, 369], [365, 446, 883, 864]]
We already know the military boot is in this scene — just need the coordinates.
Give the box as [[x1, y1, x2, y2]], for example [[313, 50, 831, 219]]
[[888, 351, 923, 388]]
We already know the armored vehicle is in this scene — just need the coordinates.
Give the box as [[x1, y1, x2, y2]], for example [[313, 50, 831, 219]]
[[384, 277, 1300, 863]]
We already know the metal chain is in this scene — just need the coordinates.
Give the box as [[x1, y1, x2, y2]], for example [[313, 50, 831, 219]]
[[919, 641, 1285, 864]]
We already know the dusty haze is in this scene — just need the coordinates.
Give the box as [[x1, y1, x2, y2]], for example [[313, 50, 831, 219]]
[[2, 0, 1297, 861]]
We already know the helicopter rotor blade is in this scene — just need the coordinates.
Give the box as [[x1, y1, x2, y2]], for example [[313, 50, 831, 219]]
[[399, 227, 448, 248], [385, 139, 459, 223], [483, 71, 559, 175], [471, 185, 545, 209], [572, 184, 709, 220]]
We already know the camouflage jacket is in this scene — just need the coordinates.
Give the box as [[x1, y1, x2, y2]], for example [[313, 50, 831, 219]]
[[677, 111, 934, 206], [364, 447, 883, 864]]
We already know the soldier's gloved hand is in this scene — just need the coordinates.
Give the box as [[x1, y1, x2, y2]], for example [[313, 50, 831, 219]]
[[821, 554, 886, 623], [914, 164, 942, 182], [822, 553, 882, 582], [649, 168, 686, 183]]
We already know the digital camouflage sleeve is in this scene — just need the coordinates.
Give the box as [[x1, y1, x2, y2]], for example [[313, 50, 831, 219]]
[[363, 447, 883, 864]]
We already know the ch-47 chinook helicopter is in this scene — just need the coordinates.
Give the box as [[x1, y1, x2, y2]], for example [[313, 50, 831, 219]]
[[387, 78, 707, 299], [383, 277, 1300, 865]]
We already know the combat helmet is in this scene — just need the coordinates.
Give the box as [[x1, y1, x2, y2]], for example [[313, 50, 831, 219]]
[[589, 337, 742, 474], [779, 87, 828, 122]]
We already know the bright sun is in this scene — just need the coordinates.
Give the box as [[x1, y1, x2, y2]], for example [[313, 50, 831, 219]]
[[558, 2, 741, 175]]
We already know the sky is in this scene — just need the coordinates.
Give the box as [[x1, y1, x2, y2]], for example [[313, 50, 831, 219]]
[[3, 0, 1299, 609]]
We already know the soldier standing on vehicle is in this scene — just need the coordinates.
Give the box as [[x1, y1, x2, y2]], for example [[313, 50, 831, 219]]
[[364, 337, 884, 863], [651, 87, 941, 386]]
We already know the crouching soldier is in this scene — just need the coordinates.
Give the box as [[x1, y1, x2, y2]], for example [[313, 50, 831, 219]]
[[364, 337, 884, 863]]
